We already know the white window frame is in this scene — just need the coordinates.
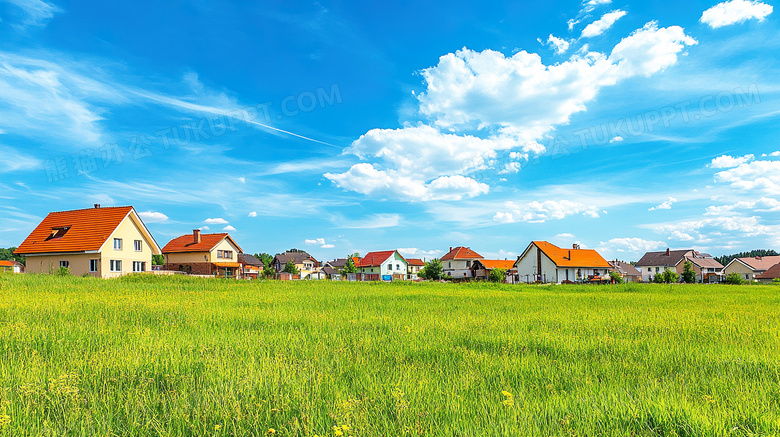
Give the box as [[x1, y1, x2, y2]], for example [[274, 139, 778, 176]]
[[134, 240, 142, 252], [132, 261, 146, 272], [110, 260, 122, 272], [89, 259, 98, 272], [114, 238, 122, 250], [59, 260, 69, 268]]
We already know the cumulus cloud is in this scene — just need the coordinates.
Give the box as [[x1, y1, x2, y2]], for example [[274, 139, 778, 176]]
[[305, 238, 326, 245], [609, 136, 624, 143], [598, 237, 666, 254], [709, 154, 754, 168], [398, 248, 442, 257], [199, 226, 210, 231], [327, 22, 695, 202], [541, 35, 570, 54], [138, 211, 168, 223], [714, 159, 780, 194], [705, 197, 780, 215], [204, 217, 229, 224], [248, 211, 257, 217], [222, 225, 236, 231], [700, 0, 773, 28], [649, 197, 677, 211], [582, 10, 627, 38], [321, 244, 335, 249], [668, 230, 695, 241], [556, 233, 576, 238], [493, 200, 601, 223]]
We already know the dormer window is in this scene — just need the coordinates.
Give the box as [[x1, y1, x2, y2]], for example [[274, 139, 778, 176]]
[[46, 226, 71, 241]]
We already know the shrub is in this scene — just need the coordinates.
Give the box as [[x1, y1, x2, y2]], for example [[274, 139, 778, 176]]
[[682, 261, 696, 284], [55, 266, 71, 276], [661, 269, 679, 284], [488, 268, 506, 283], [724, 273, 745, 285], [609, 270, 624, 284]]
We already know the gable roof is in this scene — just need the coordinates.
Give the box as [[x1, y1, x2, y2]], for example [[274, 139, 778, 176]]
[[521, 241, 611, 268], [162, 233, 243, 254], [274, 250, 317, 265], [635, 249, 693, 267], [681, 256, 724, 270], [356, 250, 405, 267], [727, 255, 780, 271], [756, 263, 780, 279], [238, 253, 263, 267], [322, 265, 340, 276], [0, 260, 20, 267], [441, 246, 483, 261], [474, 259, 515, 270], [406, 258, 425, 266], [15, 206, 160, 255], [608, 260, 640, 276]]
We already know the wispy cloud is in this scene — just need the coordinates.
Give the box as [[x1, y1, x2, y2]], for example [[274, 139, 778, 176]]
[[3, 0, 62, 30]]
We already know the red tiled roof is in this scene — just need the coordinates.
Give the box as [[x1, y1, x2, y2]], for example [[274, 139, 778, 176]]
[[532, 241, 611, 268], [356, 250, 404, 267], [756, 262, 780, 279], [15, 206, 134, 255], [0, 260, 17, 267], [162, 233, 243, 254], [477, 259, 515, 270], [441, 246, 483, 261], [406, 258, 425, 266]]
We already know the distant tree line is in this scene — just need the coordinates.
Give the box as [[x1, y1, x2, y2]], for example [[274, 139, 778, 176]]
[[0, 247, 24, 265], [714, 249, 778, 267]]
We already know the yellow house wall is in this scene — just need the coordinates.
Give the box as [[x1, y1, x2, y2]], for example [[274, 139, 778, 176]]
[[164, 237, 240, 264], [24, 253, 99, 276], [210, 239, 239, 262], [724, 261, 759, 281], [99, 215, 156, 278]]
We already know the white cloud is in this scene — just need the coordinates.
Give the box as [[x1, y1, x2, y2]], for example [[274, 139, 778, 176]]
[[598, 237, 666, 255], [556, 233, 575, 238], [0, 145, 41, 172], [714, 160, 780, 194], [700, 0, 773, 28], [336, 213, 401, 229], [493, 200, 601, 223], [652, 216, 771, 237], [649, 197, 677, 211], [609, 22, 697, 78], [222, 225, 236, 231], [609, 136, 624, 143], [4, 0, 62, 29], [199, 226, 210, 231], [305, 238, 326, 245], [705, 197, 780, 215], [668, 230, 695, 241], [543, 35, 570, 54], [237, 177, 246, 183], [204, 217, 229, 224], [321, 244, 335, 249], [709, 154, 754, 168], [248, 211, 257, 217], [582, 10, 627, 38], [770, 151, 780, 157], [398, 248, 442, 257], [138, 211, 168, 223]]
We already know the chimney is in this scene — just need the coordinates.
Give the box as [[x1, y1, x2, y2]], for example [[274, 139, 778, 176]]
[[94, 204, 100, 209], [573, 244, 577, 249], [666, 248, 671, 256], [449, 247, 452, 252], [193, 229, 201, 244]]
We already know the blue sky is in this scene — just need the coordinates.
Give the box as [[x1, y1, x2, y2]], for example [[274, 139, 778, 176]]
[[1, 0, 779, 262]]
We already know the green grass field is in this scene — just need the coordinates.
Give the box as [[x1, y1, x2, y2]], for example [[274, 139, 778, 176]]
[[1, 274, 779, 436]]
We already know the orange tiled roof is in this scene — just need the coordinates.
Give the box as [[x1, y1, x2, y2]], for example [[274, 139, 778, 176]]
[[477, 259, 515, 270], [356, 250, 404, 267], [15, 206, 134, 255], [0, 260, 17, 267], [406, 258, 425, 266], [162, 233, 242, 254], [533, 241, 611, 268], [441, 246, 483, 261]]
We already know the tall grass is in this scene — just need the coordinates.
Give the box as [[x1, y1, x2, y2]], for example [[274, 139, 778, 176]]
[[1, 273, 778, 436]]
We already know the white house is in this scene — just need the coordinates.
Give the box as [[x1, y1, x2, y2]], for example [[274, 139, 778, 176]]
[[441, 246, 483, 278], [513, 241, 611, 284], [635, 249, 694, 282], [355, 250, 408, 281]]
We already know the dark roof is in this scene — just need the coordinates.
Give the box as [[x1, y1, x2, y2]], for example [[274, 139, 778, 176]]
[[756, 263, 780, 279], [274, 251, 317, 265], [441, 246, 483, 261], [322, 266, 340, 277], [326, 258, 349, 268], [682, 256, 723, 270], [608, 260, 640, 276], [635, 249, 693, 267], [238, 253, 263, 267]]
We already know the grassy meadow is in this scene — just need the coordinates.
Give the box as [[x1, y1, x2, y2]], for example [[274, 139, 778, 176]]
[[0, 274, 779, 436]]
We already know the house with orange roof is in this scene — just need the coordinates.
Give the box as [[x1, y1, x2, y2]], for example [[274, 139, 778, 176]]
[[441, 246, 483, 278], [513, 241, 611, 284], [355, 250, 407, 281], [406, 258, 425, 280], [471, 259, 515, 281], [0, 260, 24, 274], [14, 205, 160, 278], [162, 230, 244, 278]]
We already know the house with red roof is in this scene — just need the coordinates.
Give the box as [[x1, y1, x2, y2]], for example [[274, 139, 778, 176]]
[[756, 262, 780, 284], [0, 260, 24, 274], [406, 258, 425, 280], [14, 205, 160, 278], [355, 250, 408, 281], [513, 241, 611, 284], [162, 230, 244, 278], [722, 255, 780, 282], [441, 246, 483, 278]]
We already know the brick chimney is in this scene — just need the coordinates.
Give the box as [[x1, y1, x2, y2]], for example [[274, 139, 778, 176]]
[[666, 248, 671, 256], [449, 247, 452, 252], [94, 204, 100, 208], [193, 229, 201, 244]]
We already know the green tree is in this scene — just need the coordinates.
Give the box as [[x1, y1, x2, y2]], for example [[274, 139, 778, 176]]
[[652, 273, 664, 284], [283, 260, 300, 275], [682, 261, 696, 283], [724, 272, 745, 285], [152, 255, 165, 266], [488, 268, 506, 283], [261, 264, 276, 279], [661, 268, 679, 284], [341, 257, 357, 274], [0, 247, 25, 265], [609, 270, 624, 284], [419, 259, 443, 281], [254, 253, 274, 268]]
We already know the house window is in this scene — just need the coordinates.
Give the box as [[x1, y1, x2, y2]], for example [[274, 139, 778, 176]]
[[746, 274, 749, 280], [655, 267, 660, 273], [224, 251, 233, 259], [448, 262, 451, 268], [89, 259, 98, 272], [388, 264, 393, 271], [134, 240, 142, 252], [132, 261, 146, 272], [60, 261, 69, 268], [114, 238, 122, 250], [466, 260, 472, 267], [397, 264, 401, 270], [110, 260, 122, 272]]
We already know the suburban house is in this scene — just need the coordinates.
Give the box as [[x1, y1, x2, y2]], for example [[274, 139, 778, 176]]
[[0, 260, 24, 273], [635, 249, 694, 282], [471, 259, 515, 281], [513, 241, 611, 284], [162, 230, 244, 278], [406, 258, 425, 280], [722, 256, 780, 282], [14, 205, 161, 278], [676, 254, 724, 283], [608, 260, 641, 282], [756, 263, 780, 283], [441, 246, 484, 278], [355, 250, 408, 281], [321, 265, 341, 280], [272, 249, 319, 279], [238, 253, 263, 280]]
